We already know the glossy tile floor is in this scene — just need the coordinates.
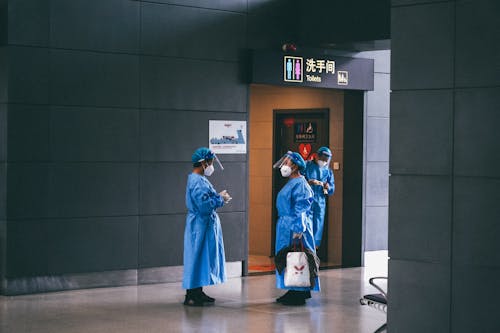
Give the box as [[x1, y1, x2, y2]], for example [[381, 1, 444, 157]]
[[0, 252, 388, 333]]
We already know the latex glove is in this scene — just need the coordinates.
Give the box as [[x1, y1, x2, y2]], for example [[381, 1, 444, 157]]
[[219, 190, 232, 204], [292, 232, 303, 239]]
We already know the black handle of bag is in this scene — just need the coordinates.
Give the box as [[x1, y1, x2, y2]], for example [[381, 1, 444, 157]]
[[292, 237, 305, 252]]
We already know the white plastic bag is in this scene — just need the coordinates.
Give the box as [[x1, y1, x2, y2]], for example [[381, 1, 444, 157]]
[[284, 251, 310, 287]]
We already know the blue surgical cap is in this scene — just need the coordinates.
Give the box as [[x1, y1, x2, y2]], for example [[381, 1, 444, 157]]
[[288, 152, 306, 172], [317, 146, 332, 157], [192, 147, 215, 163]]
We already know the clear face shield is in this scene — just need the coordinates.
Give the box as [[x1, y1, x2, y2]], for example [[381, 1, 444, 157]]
[[213, 153, 224, 171], [197, 151, 224, 177], [317, 151, 331, 168], [273, 151, 294, 169], [198, 151, 224, 171]]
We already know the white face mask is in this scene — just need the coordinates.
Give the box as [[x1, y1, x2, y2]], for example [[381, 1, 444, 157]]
[[204, 164, 215, 177], [317, 160, 328, 168], [280, 165, 292, 177]]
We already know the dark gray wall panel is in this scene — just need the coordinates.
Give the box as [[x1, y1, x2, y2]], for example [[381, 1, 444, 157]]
[[7, 0, 49, 47], [6, 220, 48, 278], [389, 175, 451, 263], [140, 163, 190, 215], [140, 161, 246, 214], [0, 164, 5, 219], [454, 87, 500, 178], [7, 164, 50, 219], [0, 47, 7, 102], [49, 163, 139, 218], [50, 50, 139, 108], [391, 3, 454, 90], [139, 214, 184, 268], [7, 104, 49, 161], [364, 206, 388, 251], [366, 117, 389, 162], [451, 265, 500, 333], [248, 0, 290, 14], [50, 0, 139, 53], [142, 0, 247, 13], [298, 1, 390, 45], [0, 104, 5, 161], [51, 106, 139, 162], [0, 220, 5, 282], [141, 56, 246, 111], [389, 1, 499, 331], [453, 177, 500, 267], [248, 0, 309, 51], [46, 217, 138, 274], [0, 0, 6, 46], [8, 46, 49, 104], [2, 0, 254, 291], [247, 11, 295, 50], [140, 110, 247, 162], [390, 90, 453, 175], [388, 260, 450, 333], [365, 162, 389, 207], [220, 212, 246, 261], [456, 0, 500, 87], [342, 91, 364, 267], [140, 211, 245, 268], [392, 0, 447, 6], [141, 3, 246, 61]]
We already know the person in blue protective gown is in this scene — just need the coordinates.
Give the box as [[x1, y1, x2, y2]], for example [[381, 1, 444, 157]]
[[273, 151, 318, 306], [303, 146, 335, 248], [183, 147, 232, 306]]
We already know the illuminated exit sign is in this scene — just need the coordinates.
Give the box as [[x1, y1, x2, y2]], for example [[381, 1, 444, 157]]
[[252, 50, 374, 91]]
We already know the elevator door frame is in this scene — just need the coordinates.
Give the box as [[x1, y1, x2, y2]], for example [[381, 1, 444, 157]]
[[271, 108, 330, 258]]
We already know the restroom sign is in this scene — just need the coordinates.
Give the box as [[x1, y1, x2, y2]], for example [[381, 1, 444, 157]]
[[284, 56, 303, 82], [253, 50, 374, 90], [338, 71, 348, 85], [285, 56, 337, 84]]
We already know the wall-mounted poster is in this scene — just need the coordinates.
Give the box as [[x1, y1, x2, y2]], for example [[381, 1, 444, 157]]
[[209, 120, 247, 154]]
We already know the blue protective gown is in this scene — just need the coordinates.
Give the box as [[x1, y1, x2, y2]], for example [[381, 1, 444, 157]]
[[303, 160, 335, 246], [182, 173, 226, 289], [275, 176, 320, 291]]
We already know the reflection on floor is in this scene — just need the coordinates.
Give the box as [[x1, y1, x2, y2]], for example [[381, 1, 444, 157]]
[[248, 249, 389, 275], [248, 255, 275, 274], [0, 251, 388, 333]]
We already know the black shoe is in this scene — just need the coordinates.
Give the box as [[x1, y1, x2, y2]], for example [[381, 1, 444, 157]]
[[305, 290, 311, 299], [183, 294, 204, 307], [276, 290, 293, 303], [277, 291, 307, 306], [201, 291, 215, 303], [280, 290, 306, 306], [281, 298, 306, 306]]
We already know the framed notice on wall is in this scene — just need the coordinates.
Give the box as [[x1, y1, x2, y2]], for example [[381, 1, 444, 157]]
[[209, 120, 247, 154]]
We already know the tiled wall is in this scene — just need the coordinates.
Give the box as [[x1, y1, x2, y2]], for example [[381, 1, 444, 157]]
[[388, 0, 500, 331], [360, 50, 390, 252], [2, 0, 298, 294]]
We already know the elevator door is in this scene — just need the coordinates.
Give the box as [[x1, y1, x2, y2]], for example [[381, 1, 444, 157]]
[[272, 108, 330, 260]]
